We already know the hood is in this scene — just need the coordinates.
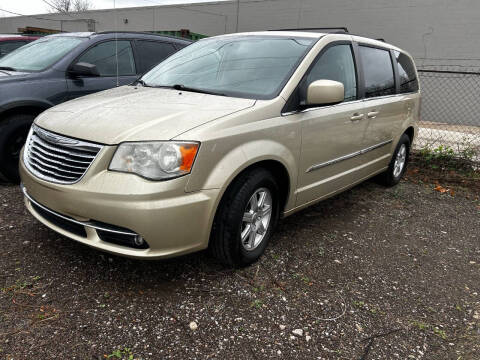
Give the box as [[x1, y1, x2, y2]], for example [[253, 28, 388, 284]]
[[35, 86, 256, 144], [0, 70, 32, 79]]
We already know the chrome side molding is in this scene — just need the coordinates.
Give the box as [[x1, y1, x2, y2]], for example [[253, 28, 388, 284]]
[[306, 139, 393, 173]]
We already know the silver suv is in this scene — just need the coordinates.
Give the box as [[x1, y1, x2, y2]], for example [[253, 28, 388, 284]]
[[20, 31, 420, 266]]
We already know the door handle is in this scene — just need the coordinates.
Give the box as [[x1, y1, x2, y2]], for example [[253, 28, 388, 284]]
[[350, 113, 364, 121], [367, 111, 380, 119]]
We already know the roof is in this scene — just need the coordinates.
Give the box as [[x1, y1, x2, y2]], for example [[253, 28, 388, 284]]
[[45, 31, 192, 43], [47, 32, 94, 38], [210, 30, 403, 52], [0, 35, 40, 41]]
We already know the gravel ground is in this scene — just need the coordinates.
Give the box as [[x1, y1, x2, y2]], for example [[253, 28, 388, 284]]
[[0, 176, 479, 359]]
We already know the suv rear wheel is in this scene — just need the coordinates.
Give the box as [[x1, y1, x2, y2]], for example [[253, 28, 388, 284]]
[[210, 168, 280, 267], [0, 114, 34, 183]]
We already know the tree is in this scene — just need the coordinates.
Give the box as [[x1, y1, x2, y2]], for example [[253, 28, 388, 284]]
[[45, 0, 93, 14]]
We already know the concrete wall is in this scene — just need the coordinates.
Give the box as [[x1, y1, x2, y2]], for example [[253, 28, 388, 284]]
[[1, 0, 479, 126], [0, 0, 479, 68]]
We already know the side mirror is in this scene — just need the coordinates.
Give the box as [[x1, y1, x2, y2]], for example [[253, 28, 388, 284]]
[[306, 80, 344, 106], [68, 62, 100, 77]]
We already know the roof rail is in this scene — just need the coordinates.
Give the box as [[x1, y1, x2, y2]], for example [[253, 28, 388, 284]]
[[269, 27, 349, 34], [93, 31, 193, 41]]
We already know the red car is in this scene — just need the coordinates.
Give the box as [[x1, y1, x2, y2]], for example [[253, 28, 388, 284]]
[[0, 35, 40, 58]]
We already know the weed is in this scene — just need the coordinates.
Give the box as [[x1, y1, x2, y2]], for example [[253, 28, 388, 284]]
[[318, 246, 325, 257], [250, 299, 264, 309], [271, 253, 280, 261], [433, 327, 447, 340], [105, 347, 134, 360], [410, 320, 429, 331], [301, 276, 311, 285], [419, 142, 478, 172], [410, 320, 448, 340], [1, 276, 39, 293], [253, 285, 265, 293], [353, 300, 365, 308]]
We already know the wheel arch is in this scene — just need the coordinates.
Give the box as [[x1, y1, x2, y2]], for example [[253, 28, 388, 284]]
[[404, 126, 415, 143], [222, 159, 292, 215], [0, 101, 51, 120]]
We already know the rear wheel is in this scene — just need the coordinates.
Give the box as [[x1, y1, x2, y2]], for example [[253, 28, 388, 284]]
[[0, 114, 35, 183], [210, 168, 280, 267], [379, 133, 411, 186]]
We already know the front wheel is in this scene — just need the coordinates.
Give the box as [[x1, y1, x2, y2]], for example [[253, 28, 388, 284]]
[[0, 114, 35, 183], [210, 168, 280, 267], [379, 133, 411, 186]]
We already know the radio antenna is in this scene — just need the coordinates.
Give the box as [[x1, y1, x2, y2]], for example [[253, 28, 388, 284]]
[[114, 0, 119, 87]]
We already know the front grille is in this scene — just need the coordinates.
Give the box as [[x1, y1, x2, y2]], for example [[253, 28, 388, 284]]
[[24, 124, 102, 184]]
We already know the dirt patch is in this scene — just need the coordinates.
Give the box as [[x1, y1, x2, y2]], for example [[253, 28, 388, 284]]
[[408, 152, 480, 194], [0, 176, 479, 359]]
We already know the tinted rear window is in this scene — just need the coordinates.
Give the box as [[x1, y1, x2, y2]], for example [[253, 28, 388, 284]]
[[395, 50, 418, 93], [0, 41, 28, 56], [359, 46, 395, 98], [135, 40, 176, 73]]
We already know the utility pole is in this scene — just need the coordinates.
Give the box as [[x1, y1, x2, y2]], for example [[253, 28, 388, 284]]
[[235, 0, 240, 32]]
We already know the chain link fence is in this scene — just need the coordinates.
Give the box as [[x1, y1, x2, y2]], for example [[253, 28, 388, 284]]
[[416, 66, 480, 164]]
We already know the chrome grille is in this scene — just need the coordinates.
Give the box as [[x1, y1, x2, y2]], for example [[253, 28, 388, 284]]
[[23, 124, 103, 184]]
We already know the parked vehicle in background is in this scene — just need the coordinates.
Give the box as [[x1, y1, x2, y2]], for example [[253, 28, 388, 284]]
[[0, 32, 192, 182], [0, 35, 40, 58], [19, 30, 420, 266]]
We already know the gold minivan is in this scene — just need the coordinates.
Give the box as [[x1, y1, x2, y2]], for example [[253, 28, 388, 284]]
[[20, 31, 420, 266]]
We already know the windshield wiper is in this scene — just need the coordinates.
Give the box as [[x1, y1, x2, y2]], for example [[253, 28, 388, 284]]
[[0, 66, 16, 71], [171, 84, 226, 97]]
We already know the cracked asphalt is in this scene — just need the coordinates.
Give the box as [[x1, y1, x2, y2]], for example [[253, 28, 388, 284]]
[[0, 175, 479, 359]]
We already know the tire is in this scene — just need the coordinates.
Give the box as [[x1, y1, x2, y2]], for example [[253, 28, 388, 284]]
[[210, 168, 280, 267], [379, 133, 411, 187], [0, 114, 35, 183]]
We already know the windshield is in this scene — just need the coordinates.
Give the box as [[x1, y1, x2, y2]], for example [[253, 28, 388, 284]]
[[141, 36, 316, 99], [0, 36, 85, 72]]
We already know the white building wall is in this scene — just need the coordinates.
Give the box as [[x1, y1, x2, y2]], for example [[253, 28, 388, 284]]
[[0, 0, 478, 67], [0, 0, 479, 126]]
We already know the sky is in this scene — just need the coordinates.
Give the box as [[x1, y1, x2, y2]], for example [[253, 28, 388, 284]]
[[0, 0, 229, 17]]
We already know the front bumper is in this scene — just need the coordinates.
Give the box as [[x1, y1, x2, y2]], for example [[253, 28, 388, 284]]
[[20, 156, 220, 259]]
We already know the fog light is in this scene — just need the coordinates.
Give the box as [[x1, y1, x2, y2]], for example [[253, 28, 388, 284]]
[[134, 235, 145, 246]]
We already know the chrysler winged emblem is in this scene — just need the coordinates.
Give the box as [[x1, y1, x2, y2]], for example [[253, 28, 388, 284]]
[[36, 127, 80, 146]]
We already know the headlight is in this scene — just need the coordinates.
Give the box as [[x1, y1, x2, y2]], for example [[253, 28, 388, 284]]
[[109, 141, 200, 180]]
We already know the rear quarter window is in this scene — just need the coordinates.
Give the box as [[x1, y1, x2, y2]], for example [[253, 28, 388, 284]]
[[359, 46, 395, 98], [135, 40, 176, 74], [395, 50, 419, 93]]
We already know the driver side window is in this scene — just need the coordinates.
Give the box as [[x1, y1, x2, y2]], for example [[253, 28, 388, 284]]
[[77, 40, 136, 76], [303, 44, 357, 102]]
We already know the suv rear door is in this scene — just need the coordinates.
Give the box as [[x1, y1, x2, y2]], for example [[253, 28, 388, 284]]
[[66, 39, 138, 100], [133, 40, 177, 74]]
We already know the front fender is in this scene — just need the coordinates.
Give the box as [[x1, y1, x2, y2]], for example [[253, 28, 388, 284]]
[[186, 139, 298, 211]]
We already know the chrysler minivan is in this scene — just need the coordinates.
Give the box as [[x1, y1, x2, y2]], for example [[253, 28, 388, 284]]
[[20, 30, 420, 266]]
